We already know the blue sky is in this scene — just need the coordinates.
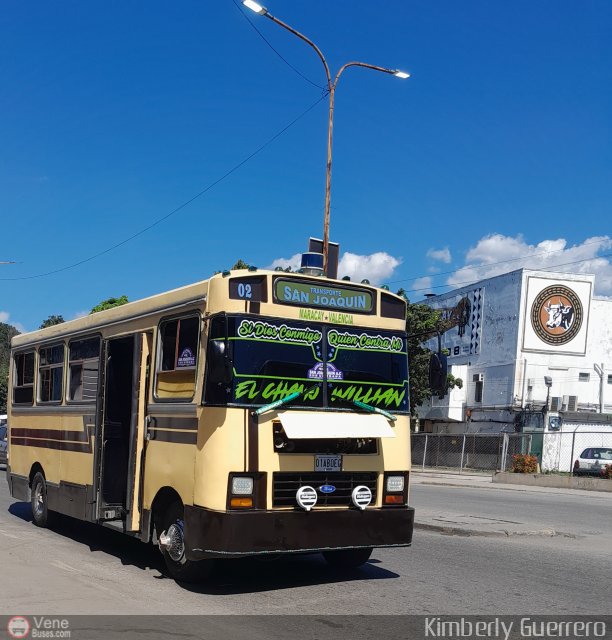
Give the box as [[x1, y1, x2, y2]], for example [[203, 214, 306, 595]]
[[1, 1, 611, 332]]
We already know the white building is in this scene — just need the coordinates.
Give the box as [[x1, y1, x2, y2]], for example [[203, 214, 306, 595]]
[[417, 269, 612, 433]]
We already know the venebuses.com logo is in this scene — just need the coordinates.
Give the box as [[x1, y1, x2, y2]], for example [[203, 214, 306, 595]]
[[7, 617, 30, 639], [7, 616, 71, 639]]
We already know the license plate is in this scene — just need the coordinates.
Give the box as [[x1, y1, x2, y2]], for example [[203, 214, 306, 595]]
[[315, 454, 342, 472]]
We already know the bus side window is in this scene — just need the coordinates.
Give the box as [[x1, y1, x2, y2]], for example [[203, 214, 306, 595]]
[[68, 337, 101, 402], [38, 344, 65, 403], [14, 351, 35, 405], [155, 315, 199, 401]]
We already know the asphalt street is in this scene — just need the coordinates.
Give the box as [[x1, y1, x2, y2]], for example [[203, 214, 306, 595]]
[[1, 470, 610, 616], [412, 480, 612, 542]]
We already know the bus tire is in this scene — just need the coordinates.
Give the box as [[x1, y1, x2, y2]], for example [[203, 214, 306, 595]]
[[31, 472, 54, 528], [158, 500, 213, 584], [322, 547, 373, 569]]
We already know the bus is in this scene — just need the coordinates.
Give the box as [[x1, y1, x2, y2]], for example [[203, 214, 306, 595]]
[[6, 268, 414, 582]]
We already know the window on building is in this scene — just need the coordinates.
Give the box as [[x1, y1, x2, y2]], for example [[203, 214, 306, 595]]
[[39, 344, 65, 403], [578, 372, 590, 382], [68, 337, 100, 402], [473, 373, 483, 403], [13, 351, 35, 405], [607, 374, 612, 385], [155, 315, 199, 400]]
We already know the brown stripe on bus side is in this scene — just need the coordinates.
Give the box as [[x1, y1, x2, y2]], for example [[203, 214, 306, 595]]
[[11, 427, 91, 442], [149, 417, 198, 431], [10, 437, 92, 453], [149, 429, 197, 445]]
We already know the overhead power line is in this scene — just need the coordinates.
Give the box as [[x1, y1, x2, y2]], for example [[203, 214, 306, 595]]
[[0, 95, 326, 282]]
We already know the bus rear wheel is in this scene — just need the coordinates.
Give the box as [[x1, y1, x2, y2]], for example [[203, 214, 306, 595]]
[[322, 547, 373, 569], [31, 472, 54, 528], [157, 500, 213, 584]]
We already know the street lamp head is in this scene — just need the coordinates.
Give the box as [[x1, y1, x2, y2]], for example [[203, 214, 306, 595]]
[[243, 0, 267, 14], [393, 70, 410, 79]]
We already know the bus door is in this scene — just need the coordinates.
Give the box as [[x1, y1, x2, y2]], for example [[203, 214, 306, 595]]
[[96, 332, 150, 525]]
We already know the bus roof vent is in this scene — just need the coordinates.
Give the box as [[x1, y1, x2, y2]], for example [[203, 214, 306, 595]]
[[299, 252, 324, 277]]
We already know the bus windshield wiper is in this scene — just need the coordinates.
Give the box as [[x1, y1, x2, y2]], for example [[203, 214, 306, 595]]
[[351, 399, 397, 423], [254, 387, 397, 423], [254, 387, 309, 417]]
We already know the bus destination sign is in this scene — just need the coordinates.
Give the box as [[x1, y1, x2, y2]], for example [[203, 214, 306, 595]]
[[274, 279, 374, 313]]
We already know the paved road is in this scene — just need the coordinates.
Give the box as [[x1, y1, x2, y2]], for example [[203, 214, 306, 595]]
[[1, 473, 610, 616], [412, 481, 612, 542]]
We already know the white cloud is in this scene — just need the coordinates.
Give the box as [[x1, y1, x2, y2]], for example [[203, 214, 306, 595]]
[[447, 234, 612, 295], [427, 247, 452, 264], [267, 251, 401, 285], [266, 253, 303, 273], [412, 276, 433, 294], [338, 252, 401, 284], [0, 310, 26, 333], [72, 310, 89, 320]]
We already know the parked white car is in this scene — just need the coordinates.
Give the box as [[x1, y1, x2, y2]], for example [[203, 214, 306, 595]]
[[573, 447, 612, 477]]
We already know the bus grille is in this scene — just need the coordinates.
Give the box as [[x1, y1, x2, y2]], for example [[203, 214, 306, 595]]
[[272, 472, 378, 508]]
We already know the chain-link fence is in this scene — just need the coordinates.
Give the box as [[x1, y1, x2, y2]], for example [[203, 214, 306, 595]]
[[411, 430, 612, 474]]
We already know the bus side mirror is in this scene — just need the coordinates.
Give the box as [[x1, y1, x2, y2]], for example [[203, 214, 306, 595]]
[[208, 340, 233, 385], [428, 352, 448, 396]]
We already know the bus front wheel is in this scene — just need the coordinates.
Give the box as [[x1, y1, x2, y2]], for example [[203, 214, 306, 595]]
[[31, 472, 54, 528], [157, 500, 213, 584], [323, 547, 373, 569]]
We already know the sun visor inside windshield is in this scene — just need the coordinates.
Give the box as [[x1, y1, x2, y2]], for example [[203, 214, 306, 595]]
[[277, 411, 396, 439]]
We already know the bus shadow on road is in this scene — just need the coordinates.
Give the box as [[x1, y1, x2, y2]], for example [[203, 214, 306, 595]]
[[9, 500, 165, 574], [187, 555, 399, 596], [8, 501, 399, 594]]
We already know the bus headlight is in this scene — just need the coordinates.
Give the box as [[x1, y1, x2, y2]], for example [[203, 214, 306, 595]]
[[383, 471, 408, 506], [231, 476, 254, 495], [386, 475, 405, 493]]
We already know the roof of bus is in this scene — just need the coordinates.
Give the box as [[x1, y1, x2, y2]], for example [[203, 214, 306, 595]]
[[12, 277, 211, 348], [11, 269, 404, 348]]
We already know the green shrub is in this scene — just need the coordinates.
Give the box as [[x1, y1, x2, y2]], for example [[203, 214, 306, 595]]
[[512, 454, 538, 474]]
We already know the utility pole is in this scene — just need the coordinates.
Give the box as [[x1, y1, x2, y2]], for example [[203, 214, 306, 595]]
[[594, 363, 605, 413]]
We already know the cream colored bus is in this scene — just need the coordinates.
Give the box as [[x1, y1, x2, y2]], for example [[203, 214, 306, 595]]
[[6, 269, 414, 582]]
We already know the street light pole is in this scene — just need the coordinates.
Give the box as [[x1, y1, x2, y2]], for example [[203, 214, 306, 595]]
[[243, 1, 409, 275]]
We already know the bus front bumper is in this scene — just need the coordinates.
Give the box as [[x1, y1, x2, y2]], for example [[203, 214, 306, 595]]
[[183, 505, 415, 560]]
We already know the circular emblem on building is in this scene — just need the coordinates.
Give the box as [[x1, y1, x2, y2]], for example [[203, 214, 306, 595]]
[[530, 285, 583, 345]]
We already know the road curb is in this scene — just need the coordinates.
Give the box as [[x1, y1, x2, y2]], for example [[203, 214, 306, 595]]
[[414, 522, 506, 538], [414, 480, 548, 493], [414, 521, 579, 539]]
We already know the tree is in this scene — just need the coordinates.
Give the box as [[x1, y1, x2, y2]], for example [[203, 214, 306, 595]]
[[403, 297, 463, 417], [0, 322, 20, 413], [40, 315, 65, 329], [90, 296, 129, 314], [405, 301, 441, 415], [232, 259, 249, 270]]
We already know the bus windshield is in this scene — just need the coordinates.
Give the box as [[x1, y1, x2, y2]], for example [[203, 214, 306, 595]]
[[204, 314, 409, 413]]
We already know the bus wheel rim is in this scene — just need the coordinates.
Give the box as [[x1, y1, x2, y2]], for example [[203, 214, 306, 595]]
[[165, 521, 186, 563], [34, 483, 44, 516]]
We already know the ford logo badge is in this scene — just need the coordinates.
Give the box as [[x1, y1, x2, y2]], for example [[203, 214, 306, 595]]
[[319, 485, 336, 494]]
